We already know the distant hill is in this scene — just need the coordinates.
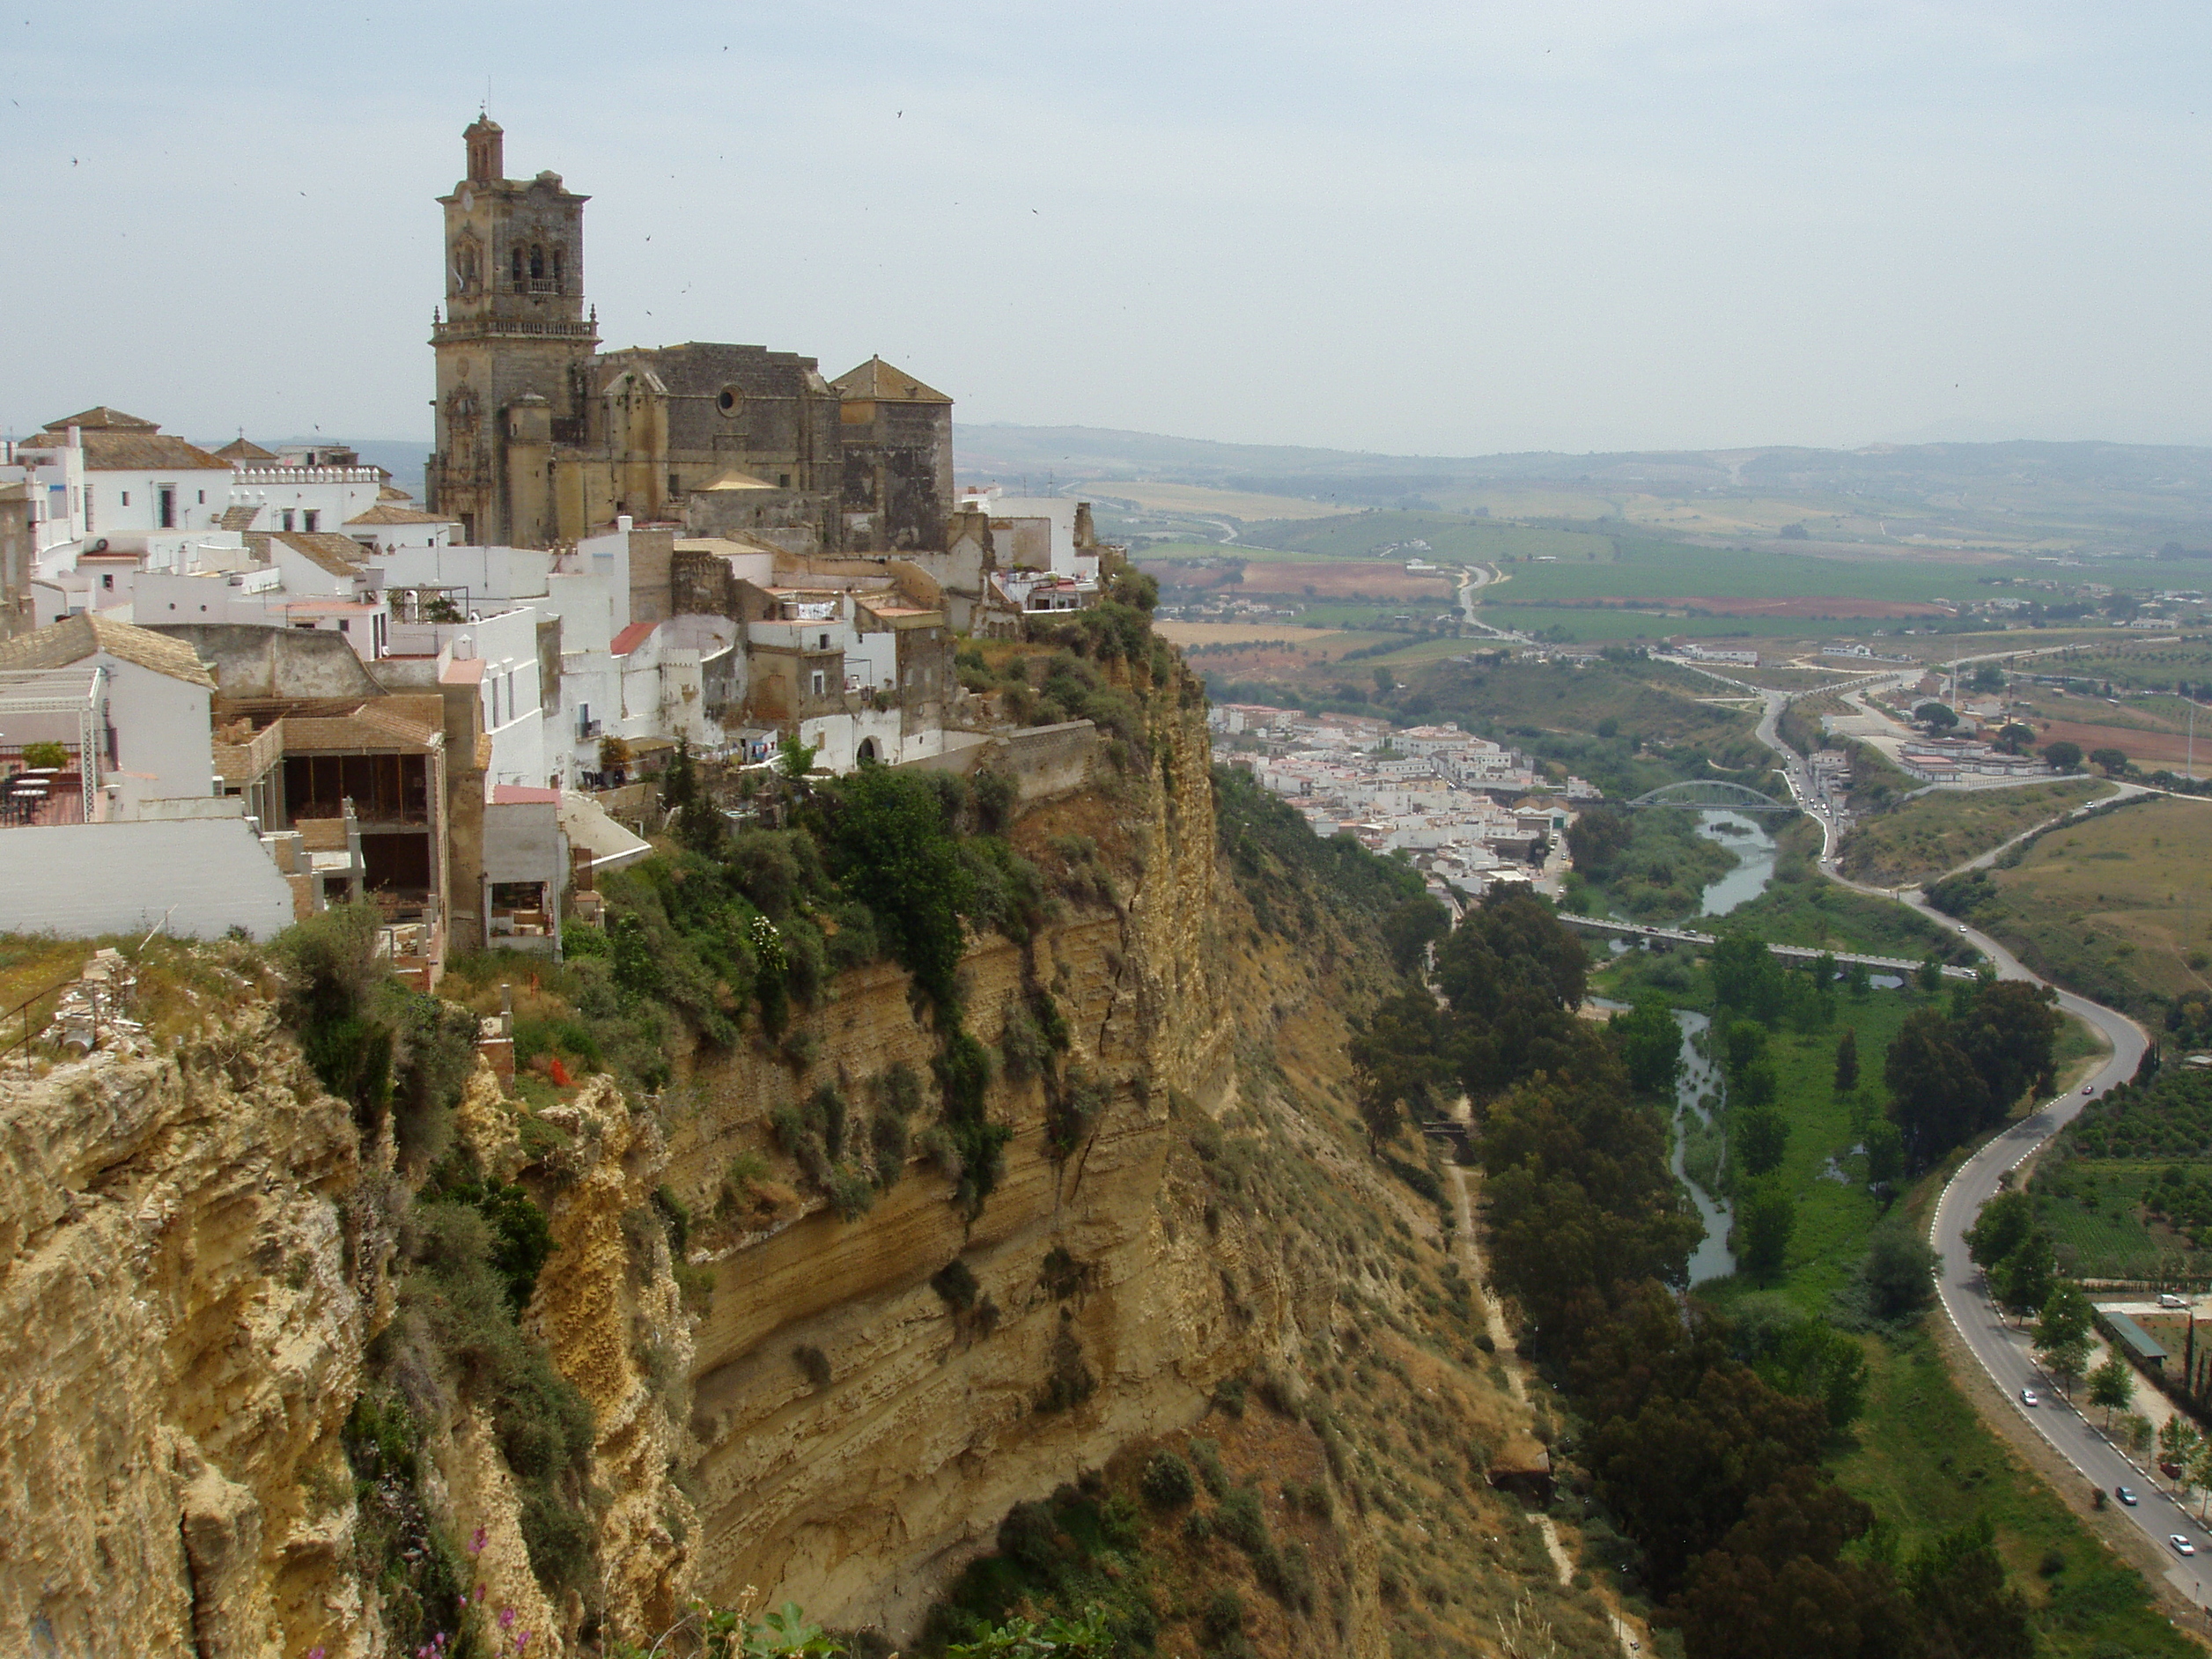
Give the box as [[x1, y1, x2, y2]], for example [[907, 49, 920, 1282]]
[[955, 423, 2212, 551]]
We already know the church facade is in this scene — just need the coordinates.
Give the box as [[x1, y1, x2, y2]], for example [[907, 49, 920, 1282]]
[[424, 118, 953, 556]]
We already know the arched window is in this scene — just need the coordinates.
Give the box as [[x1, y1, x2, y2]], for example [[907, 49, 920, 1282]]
[[529, 245, 544, 280], [511, 247, 524, 291]]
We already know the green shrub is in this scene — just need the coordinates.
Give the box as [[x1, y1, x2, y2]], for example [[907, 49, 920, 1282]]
[[1140, 1450, 1197, 1510], [793, 1344, 832, 1390], [932, 1258, 980, 1311]]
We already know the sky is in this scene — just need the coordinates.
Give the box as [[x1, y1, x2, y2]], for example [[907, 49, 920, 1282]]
[[4, 2, 2210, 458]]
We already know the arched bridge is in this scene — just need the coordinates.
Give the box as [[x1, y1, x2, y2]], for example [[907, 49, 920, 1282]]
[[1626, 780, 1796, 812]]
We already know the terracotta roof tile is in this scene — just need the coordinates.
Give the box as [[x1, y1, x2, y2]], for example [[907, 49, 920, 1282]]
[[830, 356, 952, 404], [0, 611, 217, 688], [343, 504, 453, 527]]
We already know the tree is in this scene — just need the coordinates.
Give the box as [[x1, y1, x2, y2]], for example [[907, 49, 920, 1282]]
[[1993, 721, 2036, 755], [1379, 894, 1450, 977], [1832, 1029, 1860, 1095], [1972, 663, 2006, 693], [1903, 1518, 2034, 1659], [1965, 1190, 2035, 1270], [1885, 1009, 1990, 1169], [1372, 666, 1395, 698], [1862, 1121, 1904, 1197], [2088, 1353, 2135, 1427], [1614, 1001, 1684, 1096], [2123, 1412, 2156, 1463], [1991, 1233, 2056, 1323], [1564, 807, 1633, 875], [1862, 1228, 1936, 1318], [1915, 955, 1943, 995], [1348, 989, 1449, 1148], [1737, 1185, 1795, 1282], [1955, 979, 2061, 1116], [1914, 701, 1959, 732], [1736, 1103, 1789, 1181], [2088, 745, 2128, 776], [1711, 933, 1785, 1022], [1844, 957, 1871, 999], [777, 730, 820, 781], [2161, 1415, 2204, 1489], [2042, 740, 2083, 772]]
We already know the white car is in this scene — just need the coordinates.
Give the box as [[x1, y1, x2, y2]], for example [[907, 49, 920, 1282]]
[[2173, 1535, 2198, 1558], [2020, 1388, 2039, 1407]]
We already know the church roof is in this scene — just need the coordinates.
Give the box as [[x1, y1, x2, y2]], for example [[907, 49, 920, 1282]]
[[40, 407, 159, 432], [345, 504, 453, 527], [0, 611, 217, 689], [214, 436, 280, 463], [832, 357, 952, 405]]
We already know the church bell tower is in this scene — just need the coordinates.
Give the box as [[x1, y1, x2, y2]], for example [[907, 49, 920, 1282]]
[[425, 117, 598, 548]]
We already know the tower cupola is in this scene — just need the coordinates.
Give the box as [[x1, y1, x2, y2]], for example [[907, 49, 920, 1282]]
[[464, 115, 505, 184]]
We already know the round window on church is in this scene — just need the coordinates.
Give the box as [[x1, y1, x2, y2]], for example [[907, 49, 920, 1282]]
[[717, 385, 744, 417]]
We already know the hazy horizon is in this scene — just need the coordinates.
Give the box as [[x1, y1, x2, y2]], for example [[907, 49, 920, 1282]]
[[7, 3, 2208, 457]]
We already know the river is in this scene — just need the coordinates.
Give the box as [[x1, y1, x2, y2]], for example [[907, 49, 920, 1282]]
[[1670, 1009, 1736, 1282], [1694, 809, 1778, 917]]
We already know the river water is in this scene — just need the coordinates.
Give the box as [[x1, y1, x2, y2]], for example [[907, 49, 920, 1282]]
[[1670, 1009, 1736, 1282], [1695, 809, 1779, 917]]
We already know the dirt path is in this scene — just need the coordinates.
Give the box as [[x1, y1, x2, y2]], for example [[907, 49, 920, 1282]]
[[1446, 1107, 1645, 1655]]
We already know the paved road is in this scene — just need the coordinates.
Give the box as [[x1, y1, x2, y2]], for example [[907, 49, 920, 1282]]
[[1738, 691, 2212, 1604]]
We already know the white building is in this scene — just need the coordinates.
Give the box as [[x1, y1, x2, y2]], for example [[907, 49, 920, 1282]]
[[0, 612, 218, 817]]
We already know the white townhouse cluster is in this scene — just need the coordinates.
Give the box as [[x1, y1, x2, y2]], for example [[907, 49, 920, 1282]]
[[1211, 706, 1585, 902]]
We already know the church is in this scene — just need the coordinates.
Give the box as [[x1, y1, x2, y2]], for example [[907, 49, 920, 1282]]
[[424, 117, 954, 556]]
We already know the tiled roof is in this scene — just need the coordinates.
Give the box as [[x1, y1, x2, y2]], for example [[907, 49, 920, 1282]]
[[610, 621, 654, 657], [343, 504, 453, 527], [491, 784, 560, 804], [214, 437, 279, 462], [378, 483, 413, 501], [40, 407, 158, 431], [830, 356, 952, 404], [282, 703, 442, 753], [0, 611, 217, 688], [218, 504, 261, 531], [18, 429, 232, 472], [255, 531, 369, 578]]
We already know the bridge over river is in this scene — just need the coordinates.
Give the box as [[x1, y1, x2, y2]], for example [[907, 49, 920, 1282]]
[[1554, 913, 1978, 979]]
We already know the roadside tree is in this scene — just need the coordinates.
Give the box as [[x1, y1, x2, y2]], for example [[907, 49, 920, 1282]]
[[2087, 1353, 2134, 1427], [2042, 740, 2084, 773]]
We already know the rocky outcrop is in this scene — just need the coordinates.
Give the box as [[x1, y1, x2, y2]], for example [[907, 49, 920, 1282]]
[[0, 1010, 368, 1658]]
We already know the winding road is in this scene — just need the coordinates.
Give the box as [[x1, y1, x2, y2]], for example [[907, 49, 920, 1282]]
[[1741, 690, 2212, 1609]]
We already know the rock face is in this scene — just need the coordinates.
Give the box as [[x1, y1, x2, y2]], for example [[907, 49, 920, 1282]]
[[664, 686, 1260, 1633], [0, 1012, 368, 1658], [0, 664, 1500, 1655]]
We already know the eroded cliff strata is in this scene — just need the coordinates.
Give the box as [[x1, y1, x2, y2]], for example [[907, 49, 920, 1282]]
[[0, 669, 1601, 1657]]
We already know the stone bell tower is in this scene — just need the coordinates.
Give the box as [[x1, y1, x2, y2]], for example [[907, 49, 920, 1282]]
[[425, 116, 599, 548]]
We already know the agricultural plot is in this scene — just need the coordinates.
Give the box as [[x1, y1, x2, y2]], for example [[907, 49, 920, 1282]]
[[1838, 779, 2114, 888]]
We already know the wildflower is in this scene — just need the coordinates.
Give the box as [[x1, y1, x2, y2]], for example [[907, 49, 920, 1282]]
[[515, 1633, 532, 1653], [469, 1526, 488, 1556], [498, 1607, 516, 1631]]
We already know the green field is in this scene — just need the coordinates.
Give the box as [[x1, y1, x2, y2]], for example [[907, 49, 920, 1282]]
[[1610, 952, 2194, 1655], [1928, 794, 2212, 1020], [2030, 1160, 2209, 1279], [1236, 510, 1616, 564], [1838, 779, 2116, 888], [1476, 604, 1868, 642]]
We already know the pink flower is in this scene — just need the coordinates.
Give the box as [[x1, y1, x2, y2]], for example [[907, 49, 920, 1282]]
[[498, 1608, 516, 1632], [514, 1633, 532, 1653], [469, 1526, 489, 1556], [310, 1650, 326, 1659]]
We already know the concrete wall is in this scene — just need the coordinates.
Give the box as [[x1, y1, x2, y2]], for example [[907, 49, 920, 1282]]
[[0, 819, 295, 939], [104, 657, 216, 812], [893, 721, 1093, 800], [144, 623, 383, 702]]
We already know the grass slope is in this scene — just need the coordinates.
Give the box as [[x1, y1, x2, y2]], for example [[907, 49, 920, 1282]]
[[1839, 779, 2115, 888]]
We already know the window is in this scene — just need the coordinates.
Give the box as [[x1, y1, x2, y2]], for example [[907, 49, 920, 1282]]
[[530, 244, 545, 280], [281, 509, 296, 532], [818, 632, 830, 650], [196, 490, 205, 505], [120, 490, 129, 507], [810, 670, 826, 697], [100, 573, 113, 590], [668, 473, 681, 498], [339, 619, 350, 633], [512, 247, 524, 291], [303, 511, 320, 533], [157, 485, 175, 529], [778, 473, 792, 488]]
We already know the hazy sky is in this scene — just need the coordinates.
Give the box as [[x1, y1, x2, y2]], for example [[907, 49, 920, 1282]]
[[6, 2, 2210, 457]]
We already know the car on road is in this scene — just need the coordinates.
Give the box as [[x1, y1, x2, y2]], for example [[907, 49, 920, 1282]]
[[2020, 1388, 2039, 1406], [2083, 1083, 2095, 1095], [2117, 1486, 2139, 1506], [2172, 1535, 2197, 1558], [1958, 924, 1971, 934]]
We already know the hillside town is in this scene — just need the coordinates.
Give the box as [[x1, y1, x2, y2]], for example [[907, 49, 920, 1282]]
[[0, 122, 1132, 981], [1209, 702, 1591, 903]]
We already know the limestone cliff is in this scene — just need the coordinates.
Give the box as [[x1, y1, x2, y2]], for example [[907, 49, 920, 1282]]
[[0, 654, 1588, 1656]]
